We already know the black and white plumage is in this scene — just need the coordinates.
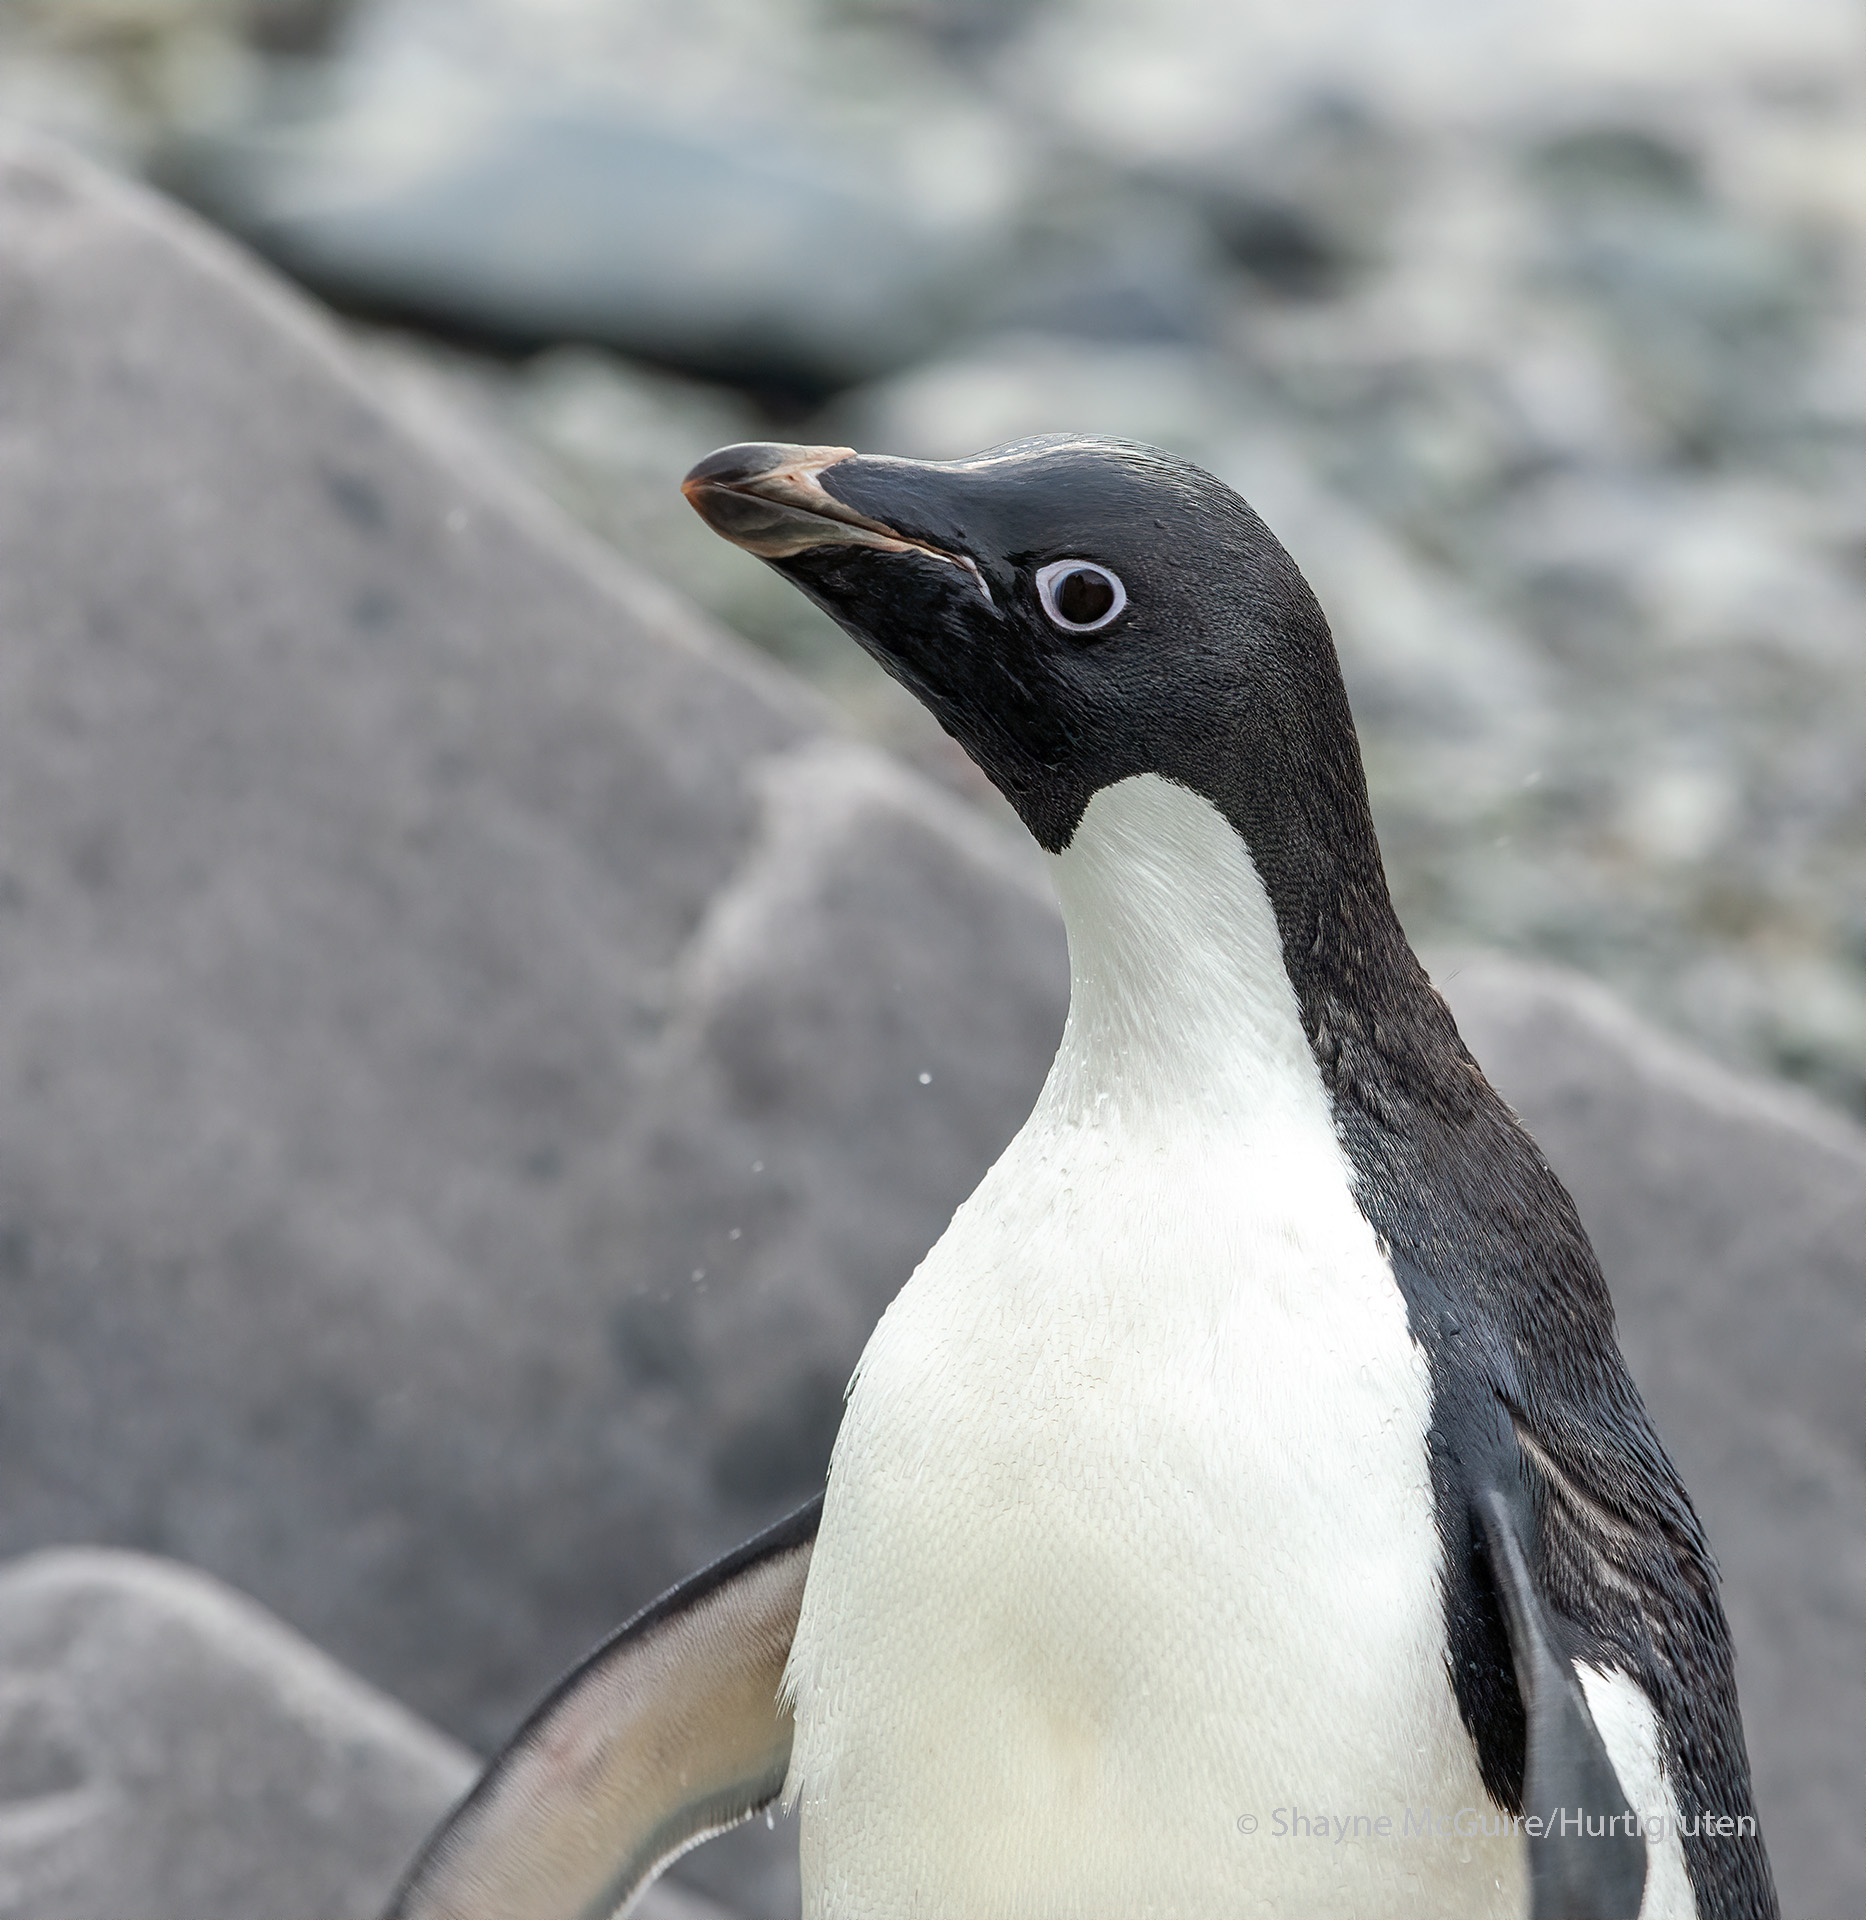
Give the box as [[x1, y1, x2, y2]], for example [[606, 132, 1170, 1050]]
[[386, 436, 1776, 1920]]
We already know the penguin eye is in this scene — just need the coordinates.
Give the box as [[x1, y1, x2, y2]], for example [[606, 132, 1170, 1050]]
[[1036, 559, 1126, 634]]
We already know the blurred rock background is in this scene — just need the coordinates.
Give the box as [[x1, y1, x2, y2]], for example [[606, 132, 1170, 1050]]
[[0, 4, 1858, 1920], [1, 0, 1859, 1114]]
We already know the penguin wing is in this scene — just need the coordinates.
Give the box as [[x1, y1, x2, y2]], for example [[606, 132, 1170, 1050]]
[[383, 1495, 821, 1920], [1474, 1487, 1647, 1920]]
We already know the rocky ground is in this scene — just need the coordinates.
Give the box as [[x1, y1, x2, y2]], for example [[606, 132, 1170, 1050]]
[[1, 0, 1857, 1115]]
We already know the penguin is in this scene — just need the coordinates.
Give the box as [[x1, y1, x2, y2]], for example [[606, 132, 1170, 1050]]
[[385, 436, 1776, 1920]]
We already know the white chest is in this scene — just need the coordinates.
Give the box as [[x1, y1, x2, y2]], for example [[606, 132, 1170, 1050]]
[[782, 778, 1527, 1918]]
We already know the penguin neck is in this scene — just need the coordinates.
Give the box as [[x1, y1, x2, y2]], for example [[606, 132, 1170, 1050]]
[[1036, 773, 1336, 1141]]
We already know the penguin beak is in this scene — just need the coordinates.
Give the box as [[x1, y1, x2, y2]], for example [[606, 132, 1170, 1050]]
[[682, 443, 995, 603]]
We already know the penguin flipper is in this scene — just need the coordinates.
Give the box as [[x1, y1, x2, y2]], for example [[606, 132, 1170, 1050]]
[[383, 1495, 821, 1920], [1474, 1487, 1646, 1920]]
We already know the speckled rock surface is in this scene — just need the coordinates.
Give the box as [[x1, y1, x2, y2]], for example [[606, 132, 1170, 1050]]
[[0, 134, 1062, 1920]]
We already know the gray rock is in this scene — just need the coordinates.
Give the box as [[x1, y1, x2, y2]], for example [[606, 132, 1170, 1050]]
[[0, 1550, 729, 1920], [178, 105, 988, 393], [587, 738, 1062, 1513], [165, 0, 1026, 395], [0, 1547, 471, 1920], [0, 126, 1063, 1920], [1437, 952, 1865, 1920]]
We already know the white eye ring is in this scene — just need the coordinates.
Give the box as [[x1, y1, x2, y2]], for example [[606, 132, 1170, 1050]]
[[1036, 559, 1127, 633]]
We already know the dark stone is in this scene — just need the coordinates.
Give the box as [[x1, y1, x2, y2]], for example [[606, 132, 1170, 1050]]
[[171, 101, 999, 397]]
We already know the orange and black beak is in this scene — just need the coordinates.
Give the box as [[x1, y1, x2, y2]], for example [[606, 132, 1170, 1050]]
[[681, 442, 996, 600]]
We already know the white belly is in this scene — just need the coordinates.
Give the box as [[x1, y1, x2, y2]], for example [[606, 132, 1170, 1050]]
[[783, 1126, 1527, 1920], [782, 774, 1528, 1918]]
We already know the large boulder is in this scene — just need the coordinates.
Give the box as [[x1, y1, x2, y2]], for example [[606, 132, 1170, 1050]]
[[1438, 953, 1864, 1920], [0, 1548, 726, 1920], [0, 1548, 474, 1920], [0, 119, 1064, 1885]]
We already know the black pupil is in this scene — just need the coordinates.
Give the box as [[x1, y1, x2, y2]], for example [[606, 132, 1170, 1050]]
[[1055, 568, 1115, 625]]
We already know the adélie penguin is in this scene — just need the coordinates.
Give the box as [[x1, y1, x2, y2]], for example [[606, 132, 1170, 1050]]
[[385, 437, 1776, 1920]]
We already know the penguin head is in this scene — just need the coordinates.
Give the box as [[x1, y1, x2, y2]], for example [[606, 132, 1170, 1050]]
[[682, 435, 1382, 905]]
